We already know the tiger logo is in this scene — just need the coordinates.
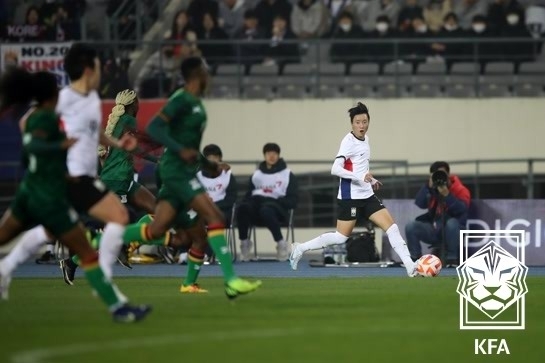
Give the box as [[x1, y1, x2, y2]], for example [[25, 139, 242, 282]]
[[456, 241, 528, 319]]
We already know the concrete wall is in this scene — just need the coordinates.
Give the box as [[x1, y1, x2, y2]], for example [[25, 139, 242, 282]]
[[197, 98, 545, 175]]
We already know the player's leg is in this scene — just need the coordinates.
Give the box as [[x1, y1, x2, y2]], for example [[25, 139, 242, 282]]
[[289, 201, 355, 270], [404, 220, 435, 260], [258, 205, 288, 261], [444, 218, 461, 264], [236, 200, 257, 261], [35, 241, 56, 264], [87, 191, 129, 280], [128, 182, 156, 215], [368, 208, 417, 277], [57, 226, 151, 323], [0, 210, 26, 300], [180, 217, 209, 293], [188, 193, 262, 299]]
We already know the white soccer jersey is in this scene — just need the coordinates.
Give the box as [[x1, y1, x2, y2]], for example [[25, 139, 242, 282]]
[[56, 87, 102, 177], [196, 170, 232, 202], [336, 132, 373, 200]]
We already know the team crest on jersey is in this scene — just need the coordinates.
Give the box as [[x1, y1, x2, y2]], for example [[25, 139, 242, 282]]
[[89, 120, 98, 133], [192, 106, 201, 114], [351, 207, 357, 217]]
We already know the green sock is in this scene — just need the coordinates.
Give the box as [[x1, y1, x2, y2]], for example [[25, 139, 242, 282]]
[[183, 248, 204, 286], [208, 228, 236, 282], [71, 254, 80, 266], [72, 230, 100, 266], [82, 263, 122, 310], [123, 223, 169, 246]]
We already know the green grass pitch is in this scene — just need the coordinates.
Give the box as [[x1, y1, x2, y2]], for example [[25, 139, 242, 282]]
[[0, 277, 543, 363]]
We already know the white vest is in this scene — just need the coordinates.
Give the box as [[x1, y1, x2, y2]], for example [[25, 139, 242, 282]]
[[196, 170, 231, 202], [251, 168, 291, 199]]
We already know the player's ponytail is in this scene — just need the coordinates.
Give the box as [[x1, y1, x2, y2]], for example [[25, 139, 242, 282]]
[[99, 89, 137, 157]]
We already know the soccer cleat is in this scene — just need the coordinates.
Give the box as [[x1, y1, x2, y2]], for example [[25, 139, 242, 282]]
[[112, 304, 152, 323], [180, 284, 209, 293], [276, 240, 289, 261], [224, 278, 262, 300], [0, 272, 12, 301], [35, 250, 56, 264], [407, 261, 419, 277], [60, 258, 77, 286], [239, 240, 253, 262], [117, 245, 132, 269], [289, 242, 303, 270]]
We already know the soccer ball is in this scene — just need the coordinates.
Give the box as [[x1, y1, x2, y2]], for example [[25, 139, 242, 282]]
[[416, 254, 442, 277]]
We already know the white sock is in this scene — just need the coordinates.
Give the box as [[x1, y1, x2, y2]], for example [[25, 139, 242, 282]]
[[46, 243, 55, 253], [386, 224, 415, 270], [299, 231, 349, 252], [98, 223, 125, 280], [0, 226, 49, 275]]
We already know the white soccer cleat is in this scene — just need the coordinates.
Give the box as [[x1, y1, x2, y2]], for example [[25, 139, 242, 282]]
[[407, 261, 419, 277], [289, 243, 303, 270], [0, 272, 12, 301], [239, 240, 253, 262]]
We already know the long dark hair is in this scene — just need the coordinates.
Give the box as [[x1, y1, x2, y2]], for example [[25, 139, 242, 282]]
[[0, 68, 58, 115]]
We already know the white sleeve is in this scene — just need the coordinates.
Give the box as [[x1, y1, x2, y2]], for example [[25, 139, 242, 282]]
[[335, 137, 351, 160], [331, 157, 362, 184]]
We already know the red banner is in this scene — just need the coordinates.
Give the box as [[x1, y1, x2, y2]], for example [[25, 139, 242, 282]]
[[101, 99, 166, 130]]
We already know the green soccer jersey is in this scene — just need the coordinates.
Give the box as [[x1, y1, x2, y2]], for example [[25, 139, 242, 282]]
[[22, 109, 68, 196], [100, 114, 136, 182], [159, 89, 207, 178]]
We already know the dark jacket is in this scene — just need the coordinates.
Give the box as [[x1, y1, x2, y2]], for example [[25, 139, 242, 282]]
[[414, 174, 471, 226], [246, 158, 298, 214]]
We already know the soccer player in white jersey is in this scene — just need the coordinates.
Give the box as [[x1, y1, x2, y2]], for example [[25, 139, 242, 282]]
[[289, 102, 417, 277], [0, 44, 138, 290]]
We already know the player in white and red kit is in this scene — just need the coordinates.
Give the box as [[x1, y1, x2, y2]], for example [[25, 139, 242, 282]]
[[289, 102, 417, 276]]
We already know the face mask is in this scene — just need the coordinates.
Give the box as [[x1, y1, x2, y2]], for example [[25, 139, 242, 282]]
[[376, 22, 388, 33], [444, 24, 458, 31], [415, 25, 427, 33], [472, 23, 485, 33], [340, 23, 352, 32], [507, 14, 519, 25]]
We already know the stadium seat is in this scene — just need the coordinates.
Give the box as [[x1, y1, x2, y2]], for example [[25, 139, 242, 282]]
[[513, 83, 543, 97], [250, 64, 279, 75], [243, 85, 273, 99], [417, 62, 447, 75], [250, 209, 295, 261], [479, 83, 511, 97], [383, 62, 412, 75], [349, 63, 379, 75], [314, 84, 342, 98], [344, 83, 375, 98], [318, 63, 345, 75], [451, 62, 480, 74], [276, 84, 308, 99], [484, 62, 514, 74], [410, 83, 442, 97], [208, 84, 237, 98], [216, 64, 244, 76]]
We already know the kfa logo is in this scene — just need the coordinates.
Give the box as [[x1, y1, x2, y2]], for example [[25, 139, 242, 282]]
[[474, 339, 510, 355], [457, 230, 528, 330]]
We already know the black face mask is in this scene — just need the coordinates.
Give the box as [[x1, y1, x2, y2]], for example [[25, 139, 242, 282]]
[[163, 49, 174, 58]]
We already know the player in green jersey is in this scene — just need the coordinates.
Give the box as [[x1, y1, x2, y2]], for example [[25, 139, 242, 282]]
[[0, 68, 150, 322], [124, 57, 261, 299]]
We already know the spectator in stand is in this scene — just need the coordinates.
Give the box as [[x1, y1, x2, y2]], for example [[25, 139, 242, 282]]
[[452, 0, 487, 29], [398, 0, 423, 32], [263, 14, 300, 71], [466, 15, 497, 73], [323, 0, 355, 34], [43, 3, 79, 41], [107, 0, 135, 42], [362, 15, 398, 75], [134, 39, 180, 98], [234, 9, 266, 74], [291, 0, 330, 40], [187, 0, 219, 33], [169, 10, 192, 58], [198, 12, 231, 72], [431, 12, 467, 73], [254, 0, 293, 37], [487, 0, 524, 32], [500, 9, 535, 72], [423, 0, 452, 33], [5, 6, 45, 41], [401, 15, 432, 74], [100, 57, 131, 99], [11, 0, 43, 26], [329, 11, 365, 74], [359, 0, 400, 32], [218, 0, 249, 38]]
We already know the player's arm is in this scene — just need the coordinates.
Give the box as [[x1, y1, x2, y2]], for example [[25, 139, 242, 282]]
[[330, 157, 363, 183], [146, 101, 198, 163], [23, 129, 76, 154]]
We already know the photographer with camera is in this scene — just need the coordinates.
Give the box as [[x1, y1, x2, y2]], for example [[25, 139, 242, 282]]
[[405, 161, 470, 266]]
